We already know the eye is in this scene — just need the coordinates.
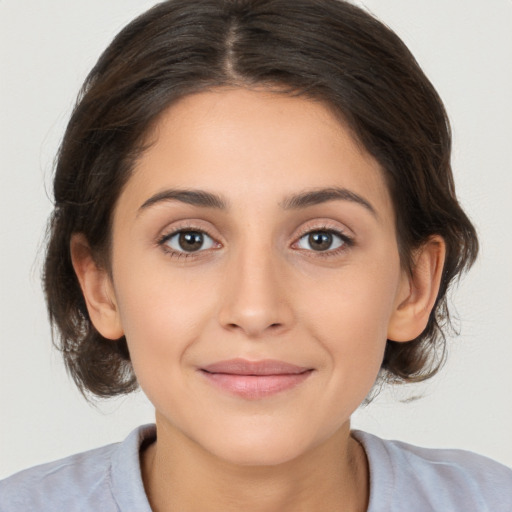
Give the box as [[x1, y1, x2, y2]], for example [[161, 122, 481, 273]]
[[295, 229, 350, 252], [160, 229, 217, 254]]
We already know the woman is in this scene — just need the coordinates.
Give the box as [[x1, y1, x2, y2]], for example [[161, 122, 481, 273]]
[[1, 1, 510, 510]]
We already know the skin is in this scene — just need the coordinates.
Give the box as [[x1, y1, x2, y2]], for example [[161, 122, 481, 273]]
[[72, 88, 445, 512]]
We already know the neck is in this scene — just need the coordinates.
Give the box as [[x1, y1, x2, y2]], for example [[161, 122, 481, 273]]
[[141, 418, 369, 512]]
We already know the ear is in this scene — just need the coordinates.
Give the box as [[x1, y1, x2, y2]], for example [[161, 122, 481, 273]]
[[387, 235, 446, 342], [70, 233, 124, 340]]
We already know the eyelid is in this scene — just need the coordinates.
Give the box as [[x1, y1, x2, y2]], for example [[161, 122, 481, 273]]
[[157, 219, 219, 241], [156, 219, 354, 260], [157, 222, 222, 255], [291, 221, 355, 256], [161, 229, 216, 250], [293, 220, 354, 242]]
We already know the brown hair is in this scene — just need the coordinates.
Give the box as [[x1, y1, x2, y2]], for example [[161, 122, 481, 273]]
[[44, 0, 478, 398]]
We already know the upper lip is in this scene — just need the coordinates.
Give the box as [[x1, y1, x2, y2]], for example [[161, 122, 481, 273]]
[[201, 358, 311, 376]]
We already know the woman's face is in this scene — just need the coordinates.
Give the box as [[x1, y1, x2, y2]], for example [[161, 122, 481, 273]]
[[108, 88, 408, 465]]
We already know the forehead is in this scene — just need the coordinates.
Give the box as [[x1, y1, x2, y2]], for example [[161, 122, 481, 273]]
[[117, 87, 393, 223]]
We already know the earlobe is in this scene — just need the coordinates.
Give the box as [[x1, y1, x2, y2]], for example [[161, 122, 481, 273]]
[[387, 236, 446, 342], [70, 233, 124, 340]]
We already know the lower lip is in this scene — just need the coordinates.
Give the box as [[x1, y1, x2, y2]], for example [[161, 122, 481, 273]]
[[200, 370, 313, 400]]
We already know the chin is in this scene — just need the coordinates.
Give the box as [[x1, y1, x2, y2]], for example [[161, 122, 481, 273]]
[[215, 441, 306, 467], [198, 423, 323, 467]]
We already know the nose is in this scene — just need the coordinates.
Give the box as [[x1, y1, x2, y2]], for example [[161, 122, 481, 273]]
[[217, 244, 294, 338]]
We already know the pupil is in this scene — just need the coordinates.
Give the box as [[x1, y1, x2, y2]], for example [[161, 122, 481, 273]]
[[309, 232, 332, 251], [179, 231, 203, 252]]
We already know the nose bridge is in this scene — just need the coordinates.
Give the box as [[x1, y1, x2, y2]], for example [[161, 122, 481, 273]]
[[217, 235, 293, 337]]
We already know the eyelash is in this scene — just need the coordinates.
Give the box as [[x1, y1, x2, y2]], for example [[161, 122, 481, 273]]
[[294, 224, 354, 258], [157, 223, 354, 261], [157, 224, 219, 261]]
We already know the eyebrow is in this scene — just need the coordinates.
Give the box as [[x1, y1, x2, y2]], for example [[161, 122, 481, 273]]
[[140, 189, 227, 211], [139, 186, 377, 217], [279, 187, 377, 217]]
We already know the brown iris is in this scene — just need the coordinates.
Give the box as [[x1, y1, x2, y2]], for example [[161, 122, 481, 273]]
[[179, 231, 204, 252], [308, 232, 334, 251]]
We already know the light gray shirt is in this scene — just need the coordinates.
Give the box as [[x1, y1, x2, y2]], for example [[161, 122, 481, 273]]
[[1, 424, 511, 511]]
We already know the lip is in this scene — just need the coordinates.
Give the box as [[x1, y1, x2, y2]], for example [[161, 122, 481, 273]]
[[199, 358, 314, 400]]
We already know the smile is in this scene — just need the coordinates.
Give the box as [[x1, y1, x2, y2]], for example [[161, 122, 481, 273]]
[[199, 359, 314, 400]]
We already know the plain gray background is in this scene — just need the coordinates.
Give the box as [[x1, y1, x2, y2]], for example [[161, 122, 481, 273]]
[[1, 0, 511, 478]]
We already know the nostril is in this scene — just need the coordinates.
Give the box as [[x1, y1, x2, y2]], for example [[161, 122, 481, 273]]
[[225, 322, 283, 335]]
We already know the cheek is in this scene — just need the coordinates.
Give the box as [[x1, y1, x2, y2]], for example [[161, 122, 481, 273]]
[[113, 262, 219, 379], [302, 255, 401, 369]]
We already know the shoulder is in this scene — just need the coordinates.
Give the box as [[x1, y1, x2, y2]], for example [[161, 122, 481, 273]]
[[0, 444, 117, 511], [353, 430, 512, 512], [0, 424, 155, 512]]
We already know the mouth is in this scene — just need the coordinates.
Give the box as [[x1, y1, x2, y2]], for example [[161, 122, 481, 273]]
[[199, 358, 314, 400]]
